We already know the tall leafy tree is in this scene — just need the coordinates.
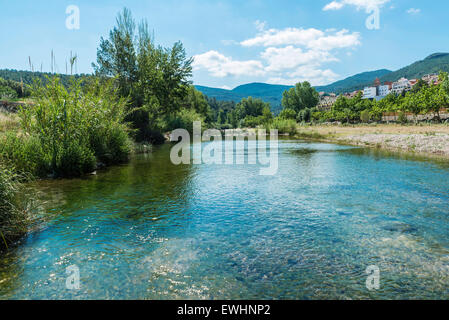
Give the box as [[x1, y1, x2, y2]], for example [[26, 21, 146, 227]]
[[411, 79, 428, 93], [235, 97, 270, 120], [92, 8, 193, 142], [92, 8, 137, 98], [281, 81, 319, 113], [182, 86, 212, 122]]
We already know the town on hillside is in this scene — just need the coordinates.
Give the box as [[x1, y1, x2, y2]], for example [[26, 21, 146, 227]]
[[317, 73, 441, 111]]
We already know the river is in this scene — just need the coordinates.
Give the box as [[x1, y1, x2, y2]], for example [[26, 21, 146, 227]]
[[0, 140, 448, 299]]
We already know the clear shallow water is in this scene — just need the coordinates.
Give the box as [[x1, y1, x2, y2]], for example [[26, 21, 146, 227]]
[[0, 140, 449, 299]]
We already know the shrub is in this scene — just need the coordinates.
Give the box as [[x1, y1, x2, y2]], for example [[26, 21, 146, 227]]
[[397, 111, 408, 124], [241, 115, 264, 128], [0, 164, 38, 250], [137, 126, 166, 145], [297, 108, 311, 123], [269, 118, 297, 135], [102, 124, 133, 164], [55, 141, 97, 177], [89, 123, 133, 166], [6, 77, 133, 178], [163, 108, 205, 133], [0, 133, 50, 177], [278, 108, 297, 120], [0, 86, 18, 100], [360, 109, 371, 123]]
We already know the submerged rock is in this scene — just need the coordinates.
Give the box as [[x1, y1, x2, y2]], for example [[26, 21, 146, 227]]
[[382, 223, 418, 235]]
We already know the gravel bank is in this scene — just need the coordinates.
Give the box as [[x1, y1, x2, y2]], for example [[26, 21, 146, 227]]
[[338, 133, 449, 157]]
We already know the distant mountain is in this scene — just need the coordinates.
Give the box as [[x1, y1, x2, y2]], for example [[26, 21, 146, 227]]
[[315, 69, 392, 94], [380, 53, 449, 82], [195, 52, 449, 113], [195, 71, 394, 113], [195, 83, 291, 114]]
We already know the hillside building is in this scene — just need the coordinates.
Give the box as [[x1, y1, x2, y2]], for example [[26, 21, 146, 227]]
[[422, 73, 439, 85], [391, 77, 411, 95], [363, 87, 377, 99], [378, 84, 391, 97]]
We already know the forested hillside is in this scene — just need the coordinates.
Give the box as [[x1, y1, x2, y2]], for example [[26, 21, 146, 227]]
[[0, 69, 90, 87], [380, 53, 449, 82]]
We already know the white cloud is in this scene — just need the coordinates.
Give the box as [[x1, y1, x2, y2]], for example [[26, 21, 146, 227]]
[[268, 66, 339, 86], [241, 27, 323, 47], [406, 8, 421, 15], [323, 1, 344, 11], [192, 50, 265, 78], [308, 29, 361, 51], [261, 46, 338, 72], [241, 27, 360, 51], [193, 22, 362, 86], [323, 0, 391, 12]]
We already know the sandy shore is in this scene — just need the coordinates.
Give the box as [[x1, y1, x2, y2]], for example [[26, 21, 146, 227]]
[[338, 133, 449, 157], [295, 124, 449, 158]]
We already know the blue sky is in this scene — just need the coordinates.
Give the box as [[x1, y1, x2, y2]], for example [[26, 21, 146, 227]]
[[0, 0, 447, 89]]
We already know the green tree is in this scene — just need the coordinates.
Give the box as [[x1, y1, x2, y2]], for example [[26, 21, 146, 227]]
[[227, 109, 238, 128], [235, 97, 270, 121], [281, 81, 319, 113], [217, 109, 226, 125], [436, 72, 449, 121], [297, 108, 312, 123], [403, 91, 423, 123], [183, 86, 212, 122], [92, 8, 137, 98], [92, 8, 193, 143], [360, 109, 371, 123], [278, 108, 297, 120], [261, 106, 274, 125], [411, 79, 428, 93]]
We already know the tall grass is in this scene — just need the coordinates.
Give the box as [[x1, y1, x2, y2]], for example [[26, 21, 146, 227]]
[[1, 77, 133, 178], [0, 164, 39, 251], [0, 77, 134, 251], [0, 111, 19, 133]]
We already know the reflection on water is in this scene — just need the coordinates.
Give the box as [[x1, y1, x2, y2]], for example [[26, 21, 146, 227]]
[[0, 142, 449, 299]]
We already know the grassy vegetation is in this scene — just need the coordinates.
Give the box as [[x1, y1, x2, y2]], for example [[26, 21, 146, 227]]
[[0, 76, 134, 250], [0, 111, 19, 133], [0, 164, 39, 251], [268, 118, 298, 135], [0, 77, 132, 178], [0, 77, 134, 251]]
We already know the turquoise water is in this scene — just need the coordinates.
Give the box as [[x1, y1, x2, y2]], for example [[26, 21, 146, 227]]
[[0, 140, 448, 299]]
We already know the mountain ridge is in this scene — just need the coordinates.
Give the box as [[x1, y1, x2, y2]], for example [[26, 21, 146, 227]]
[[194, 52, 449, 113], [195, 69, 393, 113]]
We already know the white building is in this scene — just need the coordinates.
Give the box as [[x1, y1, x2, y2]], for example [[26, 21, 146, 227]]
[[392, 78, 411, 95], [363, 87, 377, 99], [378, 85, 391, 97]]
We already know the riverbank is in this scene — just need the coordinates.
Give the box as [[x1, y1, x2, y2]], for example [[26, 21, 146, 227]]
[[294, 124, 449, 158]]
